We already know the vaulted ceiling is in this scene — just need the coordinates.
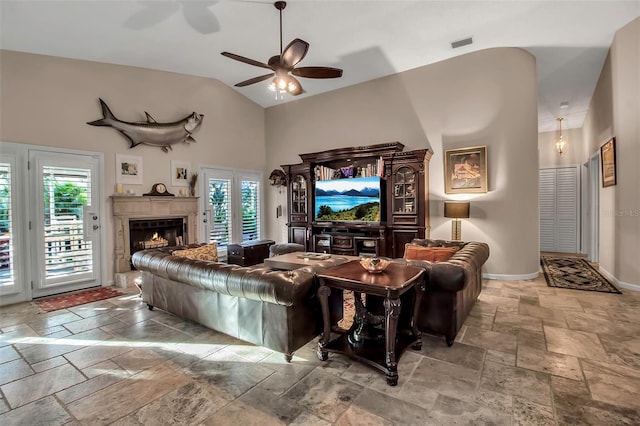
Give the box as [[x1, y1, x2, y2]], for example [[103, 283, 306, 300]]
[[1, 1, 638, 132]]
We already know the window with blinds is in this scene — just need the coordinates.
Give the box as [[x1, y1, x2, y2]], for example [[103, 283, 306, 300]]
[[241, 179, 260, 241], [42, 166, 93, 278], [204, 168, 263, 250], [208, 178, 232, 249], [0, 163, 13, 286]]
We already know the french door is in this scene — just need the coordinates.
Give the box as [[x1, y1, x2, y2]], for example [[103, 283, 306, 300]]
[[0, 153, 25, 304], [200, 167, 263, 260], [30, 151, 103, 298], [1, 145, 104, 304]]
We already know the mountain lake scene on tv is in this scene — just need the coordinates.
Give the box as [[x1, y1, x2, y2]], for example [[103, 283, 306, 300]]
[[315, 177, 381, 222]]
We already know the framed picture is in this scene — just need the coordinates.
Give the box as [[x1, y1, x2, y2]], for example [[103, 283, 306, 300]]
[[115, 154, 143, 185], [444, 145, 488, 194], [600, 137, 616, 187], [171, 160, 190, 187]]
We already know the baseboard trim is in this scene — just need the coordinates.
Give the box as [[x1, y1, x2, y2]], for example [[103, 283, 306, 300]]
[[598, 267, 640, 292], [483, 272, 539, 281]]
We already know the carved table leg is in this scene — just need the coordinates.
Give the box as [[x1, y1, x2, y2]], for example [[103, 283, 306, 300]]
[[384, 297, 401, 386], [411, 281, 424, 350], [317, 285, 331, 361]]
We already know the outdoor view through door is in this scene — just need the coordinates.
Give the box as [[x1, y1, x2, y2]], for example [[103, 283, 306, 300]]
[[202, 168, 262, 260]]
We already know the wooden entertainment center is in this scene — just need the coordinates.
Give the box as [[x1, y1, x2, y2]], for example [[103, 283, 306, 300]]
[[282, 142, 432, 258]]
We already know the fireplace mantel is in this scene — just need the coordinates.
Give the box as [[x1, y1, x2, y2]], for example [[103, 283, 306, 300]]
[[112, 196, 199, 272]]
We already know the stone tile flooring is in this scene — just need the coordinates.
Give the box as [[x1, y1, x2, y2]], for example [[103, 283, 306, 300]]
[[1, 274, 639, 425]]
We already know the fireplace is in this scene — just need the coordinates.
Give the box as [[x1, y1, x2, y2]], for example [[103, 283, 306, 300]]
[[129, 217, 184, 260], [112, 196, 199, 273]]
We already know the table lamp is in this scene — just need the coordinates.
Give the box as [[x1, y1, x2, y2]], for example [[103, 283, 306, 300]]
[[444, 201, 470, 241]]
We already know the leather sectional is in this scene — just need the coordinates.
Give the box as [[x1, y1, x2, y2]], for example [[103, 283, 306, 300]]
[[132, 239, 489, 360]]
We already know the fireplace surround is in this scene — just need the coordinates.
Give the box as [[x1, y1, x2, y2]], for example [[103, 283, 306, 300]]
[[112, 196, 199, 273]]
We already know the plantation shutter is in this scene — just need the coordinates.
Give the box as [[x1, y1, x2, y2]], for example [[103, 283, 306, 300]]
[[42, 166, 93, 278], [241, 179, 260, 241], [0, 162, 14, 286], [208, 178, 232, 249]]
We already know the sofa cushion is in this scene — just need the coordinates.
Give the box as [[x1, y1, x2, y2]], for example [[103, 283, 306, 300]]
[[172, 243, 218, 262], [404, 244, 459, 262]]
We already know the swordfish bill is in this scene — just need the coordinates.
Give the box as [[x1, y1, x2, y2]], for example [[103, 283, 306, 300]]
[[87, 98, 204, 153]]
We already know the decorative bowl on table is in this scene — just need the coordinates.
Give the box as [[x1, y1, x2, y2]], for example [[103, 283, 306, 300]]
[[359, 257, 391, 273]]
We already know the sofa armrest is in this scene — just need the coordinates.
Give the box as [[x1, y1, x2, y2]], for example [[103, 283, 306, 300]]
[[391, 259, 465, 292]]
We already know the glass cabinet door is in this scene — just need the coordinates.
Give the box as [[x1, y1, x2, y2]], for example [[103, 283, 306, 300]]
[[291, 175, 307, 215], [392, 167, 416, 214]]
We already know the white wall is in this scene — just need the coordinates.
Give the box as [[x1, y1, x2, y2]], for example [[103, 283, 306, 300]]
[[0, 50, 266, 282], [265, 48, 540, 279]]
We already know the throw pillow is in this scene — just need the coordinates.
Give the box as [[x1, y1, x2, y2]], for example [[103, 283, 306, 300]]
[[172, 243, 219, 262], [403, 244, 459, 262]]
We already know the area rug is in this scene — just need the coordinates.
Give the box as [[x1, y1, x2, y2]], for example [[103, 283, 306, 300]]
[[338, 290, 356, 330], [35, 287, 124, 312], [540, 256, 621, 294]]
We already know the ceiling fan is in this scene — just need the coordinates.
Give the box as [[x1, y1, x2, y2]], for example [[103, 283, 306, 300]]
[[221, 1, 343, 97]]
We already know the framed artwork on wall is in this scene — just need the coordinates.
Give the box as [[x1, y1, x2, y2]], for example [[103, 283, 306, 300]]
[[600, 137, 616, 187], [171, 160, 190, 187], [444, 145, 488, 194], [115, 154, 143, 185]]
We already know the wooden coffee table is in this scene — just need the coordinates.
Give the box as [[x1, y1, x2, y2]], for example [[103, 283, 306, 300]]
[[316, 260, 424, 386]]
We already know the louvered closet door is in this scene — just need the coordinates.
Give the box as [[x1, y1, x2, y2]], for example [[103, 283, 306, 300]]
[[539, 167, 578, 253]]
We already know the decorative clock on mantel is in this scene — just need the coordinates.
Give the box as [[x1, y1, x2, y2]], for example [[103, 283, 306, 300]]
[[144, 183, 174, 196]]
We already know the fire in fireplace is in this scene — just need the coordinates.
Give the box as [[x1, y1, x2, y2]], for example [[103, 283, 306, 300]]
[[129, 218, 184, 262]]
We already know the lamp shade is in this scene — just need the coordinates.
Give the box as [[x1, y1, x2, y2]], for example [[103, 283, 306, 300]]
[[444, 201, 470, 219]]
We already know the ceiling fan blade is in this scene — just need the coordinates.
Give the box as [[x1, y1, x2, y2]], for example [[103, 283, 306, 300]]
[[281, 38, 309, 69], [288, 76, 304, 96], [221, 52, 273, 70], [292, 66, 343, 79], [234, 73, 275, 87]]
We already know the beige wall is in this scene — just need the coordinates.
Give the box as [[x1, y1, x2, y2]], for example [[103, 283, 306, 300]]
[[583, 18, 640, 287], [0, 50, 266, 282], [265, 48, 540, 278], [538, 127, 585, 168]]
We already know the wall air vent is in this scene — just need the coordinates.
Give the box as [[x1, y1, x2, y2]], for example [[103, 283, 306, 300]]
[[451, 37, 473, 49]]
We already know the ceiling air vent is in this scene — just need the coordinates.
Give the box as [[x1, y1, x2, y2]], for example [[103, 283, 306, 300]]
[[451, 37, 473, 49]]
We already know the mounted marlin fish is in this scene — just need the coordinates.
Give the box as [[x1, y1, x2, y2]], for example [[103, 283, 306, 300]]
[[87, 98, 204, 153]]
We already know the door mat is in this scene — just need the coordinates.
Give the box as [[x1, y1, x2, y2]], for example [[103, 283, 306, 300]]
[[35, 287, 125, 312], [540, 256, 621, 294]]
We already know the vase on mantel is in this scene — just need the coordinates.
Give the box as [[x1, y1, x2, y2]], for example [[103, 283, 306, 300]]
[[189, 173, 198, 197]]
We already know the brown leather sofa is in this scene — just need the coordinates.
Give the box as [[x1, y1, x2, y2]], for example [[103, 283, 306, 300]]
[[393, 239, 490, 346], [131, 245, 346, 361]]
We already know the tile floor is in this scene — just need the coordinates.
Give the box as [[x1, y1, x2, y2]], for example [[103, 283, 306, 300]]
[[1, 274, 639, 425]]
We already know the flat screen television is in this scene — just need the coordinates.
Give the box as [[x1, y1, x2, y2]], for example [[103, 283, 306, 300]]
[[314, 176, 383, 223]]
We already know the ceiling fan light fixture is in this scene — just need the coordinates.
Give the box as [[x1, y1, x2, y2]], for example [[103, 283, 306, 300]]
[[268, 74, 297, 93]]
